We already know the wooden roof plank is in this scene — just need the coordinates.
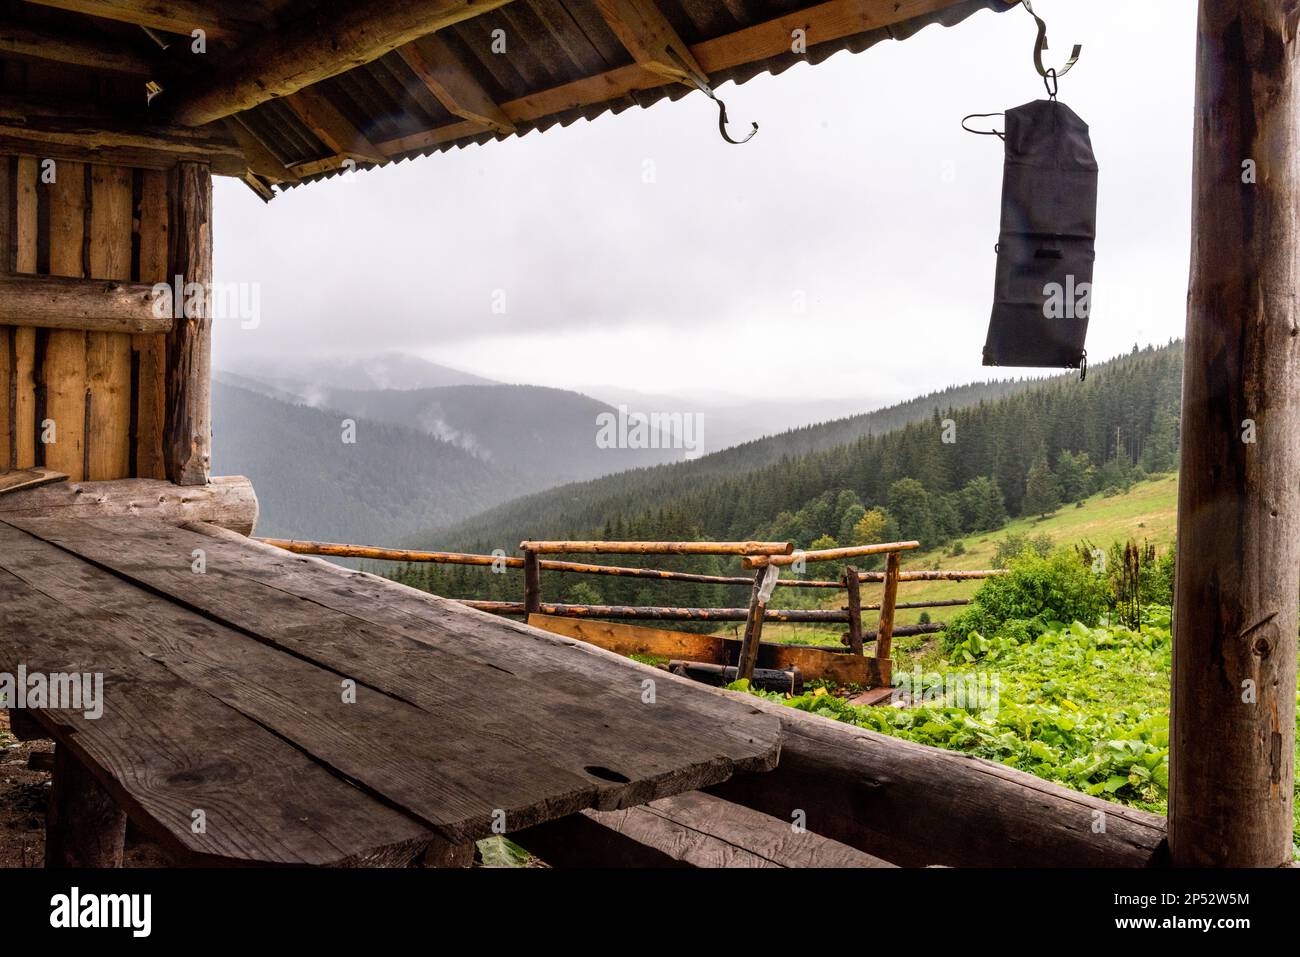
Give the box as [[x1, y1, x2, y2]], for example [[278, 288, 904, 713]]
[[168, 0, 518, 127], [376, 0, 978, 158], [397, 33, 516, 135]]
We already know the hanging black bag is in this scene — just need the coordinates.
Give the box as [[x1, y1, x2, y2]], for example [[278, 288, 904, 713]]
[[982, 98, 1097, 370]]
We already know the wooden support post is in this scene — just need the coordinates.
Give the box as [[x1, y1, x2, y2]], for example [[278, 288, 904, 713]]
[[6, 707, 49, 741], [420, 837, 475, 868], [1169, 0, 1300, 868], [736, 567, 772, 683], [45, 745, 127, 868], [843, 563, 863, 656], [874, 552, 900, 661], [523, 548, 541, 614], [163, 162, 212, 486]]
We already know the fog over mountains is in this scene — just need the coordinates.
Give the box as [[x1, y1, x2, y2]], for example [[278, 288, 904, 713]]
[[212, 351, 1079, 547]]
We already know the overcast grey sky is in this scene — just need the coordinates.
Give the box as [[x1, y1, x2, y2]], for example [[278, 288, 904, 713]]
[[211, 0, 1195, 404]]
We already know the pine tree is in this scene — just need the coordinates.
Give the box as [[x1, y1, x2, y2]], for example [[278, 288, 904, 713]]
[[1023, 457, 1061, 518]]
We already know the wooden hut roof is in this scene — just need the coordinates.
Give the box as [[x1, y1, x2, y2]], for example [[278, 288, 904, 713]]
[[1, 0, 1012, 198]]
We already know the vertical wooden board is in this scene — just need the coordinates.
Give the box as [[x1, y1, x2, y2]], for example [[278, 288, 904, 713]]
[[133, 168, 168, 479], [12, 157, 37, 469], [1, 157, 11, 469], [43, 161, 87, 481], [86, 165, 133, 480]]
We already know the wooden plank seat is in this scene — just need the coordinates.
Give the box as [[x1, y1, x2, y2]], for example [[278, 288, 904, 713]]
[[0, 517, 781, 866], [512, 791, 896, 868]]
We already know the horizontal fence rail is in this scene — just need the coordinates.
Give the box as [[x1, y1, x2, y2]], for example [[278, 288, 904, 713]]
[[259, 535, 1006, 683]]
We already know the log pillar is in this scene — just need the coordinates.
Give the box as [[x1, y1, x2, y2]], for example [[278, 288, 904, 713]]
[[164, 161, 213, 486], [1170, 0, 1299, 867], [45, 746, 127, 868]]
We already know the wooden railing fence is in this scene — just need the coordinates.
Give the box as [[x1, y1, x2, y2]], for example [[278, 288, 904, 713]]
[[259, 536, 1003, 683]]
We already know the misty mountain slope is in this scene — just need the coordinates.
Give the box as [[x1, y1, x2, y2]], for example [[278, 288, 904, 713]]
[[211, 381, 530, 544], [426, 343, 1183, 552], [230, 352, 497, 392], [220, 374, 686, 486]]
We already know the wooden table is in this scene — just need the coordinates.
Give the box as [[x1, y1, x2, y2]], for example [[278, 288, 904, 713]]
[[0, 517, 781, 866]]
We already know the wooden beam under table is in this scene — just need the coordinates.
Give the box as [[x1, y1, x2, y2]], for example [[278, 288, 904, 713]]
[[46, 745, 128, 868], [1169, 0, 1300, 868], [168, 0, 518, 127]]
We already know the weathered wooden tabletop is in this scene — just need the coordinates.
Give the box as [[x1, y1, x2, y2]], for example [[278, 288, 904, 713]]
[[0, 517, 781, 866]]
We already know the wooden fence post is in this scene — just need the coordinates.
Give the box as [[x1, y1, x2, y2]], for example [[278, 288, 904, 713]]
[[523, 548, 541, 615], [1169, 0, 1300, 867], [874, 552, 900, 661], [736, 567, 775, 682], [843, 564, 863, 655]]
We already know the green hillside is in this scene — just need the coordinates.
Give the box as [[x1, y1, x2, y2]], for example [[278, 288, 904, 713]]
[[750, 474, 1179, 647]]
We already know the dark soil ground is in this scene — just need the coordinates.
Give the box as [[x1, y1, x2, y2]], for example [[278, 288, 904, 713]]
[[0, 713, 169, 867]]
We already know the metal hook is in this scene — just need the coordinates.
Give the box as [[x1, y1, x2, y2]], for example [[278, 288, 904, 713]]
[[667, 46, 758, 145], [1022, 0, 1081, 80], [712, 95, 758, 145]]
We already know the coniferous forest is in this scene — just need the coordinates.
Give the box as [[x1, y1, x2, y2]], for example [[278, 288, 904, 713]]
[[390, 342, 1183, 609]]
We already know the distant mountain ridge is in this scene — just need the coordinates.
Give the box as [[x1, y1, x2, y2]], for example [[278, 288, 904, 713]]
[[425, 343, 1182, 552], [211, 380, 528, 544], [227, 351, 497, 392]]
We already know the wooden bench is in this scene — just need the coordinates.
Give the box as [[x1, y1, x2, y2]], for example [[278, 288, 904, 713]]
[[512, 791, 895, 867], [0, 517, 781, 866]]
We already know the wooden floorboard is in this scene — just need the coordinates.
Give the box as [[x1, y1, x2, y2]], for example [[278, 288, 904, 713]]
[[1, 517, 781, 849], [0, 535, 433, 865]]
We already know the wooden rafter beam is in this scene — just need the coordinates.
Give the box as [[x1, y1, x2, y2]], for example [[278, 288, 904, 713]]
[[284, 87, 387, 165], [397, 34, 515, 135], [168, 0, 516, 127], [595, 0, 708, 86], [0, 95, 247, 175], [19, 0, 257, 40], [223, 116, 299, 184], [376, 0, 963, 157], [0, 20, 156, 76]]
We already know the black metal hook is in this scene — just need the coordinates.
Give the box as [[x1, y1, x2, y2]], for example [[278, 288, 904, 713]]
[[713, 95, 758, 145], [1022, 0, 1081, 81], [667, 46, 758, 145]]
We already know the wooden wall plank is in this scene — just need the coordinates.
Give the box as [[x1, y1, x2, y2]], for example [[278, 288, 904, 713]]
[[86, 165, 134, 480], [1, 156, 12, 470], [12, 156, 37, 469], [133, 168, 168, 479], [42, 160, 87, 481]]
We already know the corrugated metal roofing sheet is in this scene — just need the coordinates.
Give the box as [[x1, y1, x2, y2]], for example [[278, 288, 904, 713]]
[[244, 0, 1010, 192]]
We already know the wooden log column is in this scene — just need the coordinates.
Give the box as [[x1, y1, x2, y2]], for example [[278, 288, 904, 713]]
[[164, 162, 213, 486], [1170, 0, 1300, 867], [46, 746, 127, 868]]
